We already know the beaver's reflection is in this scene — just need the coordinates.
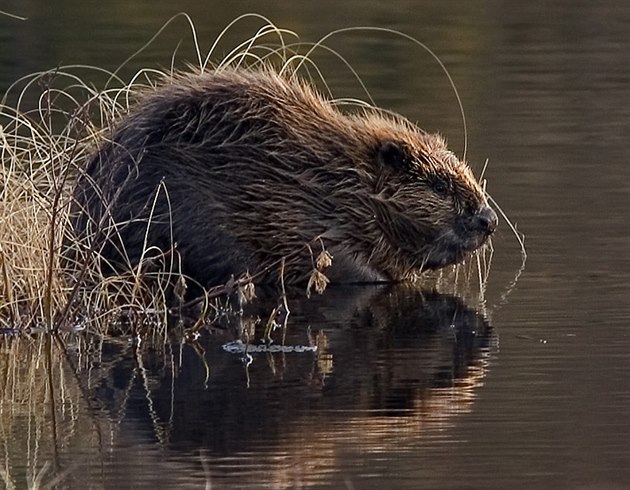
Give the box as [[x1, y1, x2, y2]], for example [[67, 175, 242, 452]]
[[121, 285, 493, 455]]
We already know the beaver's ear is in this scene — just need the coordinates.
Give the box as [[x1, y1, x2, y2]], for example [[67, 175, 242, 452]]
[[377, 140, 410, 170]]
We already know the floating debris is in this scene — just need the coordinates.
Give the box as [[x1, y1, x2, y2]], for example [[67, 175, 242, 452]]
[[222, 339, 318, 354]]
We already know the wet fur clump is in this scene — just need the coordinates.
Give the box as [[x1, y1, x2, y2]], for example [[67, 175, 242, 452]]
[[72, 67, 497, 286]]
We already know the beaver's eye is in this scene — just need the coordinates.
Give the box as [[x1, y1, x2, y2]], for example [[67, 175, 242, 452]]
[[432, 179, 449, 197], [377, 140, 409, 170]]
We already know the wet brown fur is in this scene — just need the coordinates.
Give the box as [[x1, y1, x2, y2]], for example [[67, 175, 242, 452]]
[[72, 67, 496, 286]]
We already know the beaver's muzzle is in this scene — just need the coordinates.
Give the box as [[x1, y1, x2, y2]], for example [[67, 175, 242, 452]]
[[470, 205, 498, 237]]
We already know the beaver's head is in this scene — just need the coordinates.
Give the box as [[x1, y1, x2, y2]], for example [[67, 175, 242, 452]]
[[352, 119, 497, 279]]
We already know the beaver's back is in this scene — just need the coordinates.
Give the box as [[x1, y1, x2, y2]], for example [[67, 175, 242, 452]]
[[73, 70, 362, 285]]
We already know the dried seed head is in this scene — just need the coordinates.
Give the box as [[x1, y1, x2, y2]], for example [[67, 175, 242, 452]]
[[306, 269, 329, 298], [237, 280, 256, 304], [316, 250, 333, 270]]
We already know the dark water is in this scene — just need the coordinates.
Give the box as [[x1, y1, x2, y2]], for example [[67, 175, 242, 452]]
[[1, 1, 629, 489]]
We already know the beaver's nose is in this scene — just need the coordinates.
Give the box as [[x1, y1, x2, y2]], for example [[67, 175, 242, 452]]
[[473, 206, 498, 236]]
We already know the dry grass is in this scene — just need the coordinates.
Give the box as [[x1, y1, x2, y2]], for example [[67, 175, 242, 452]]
[[1, 80, 85, 330], [0, 66, 154, 332]]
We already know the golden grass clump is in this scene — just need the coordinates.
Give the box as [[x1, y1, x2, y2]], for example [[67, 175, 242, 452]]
[[0, 64, 169, 332], [0, 82, 86, 329]]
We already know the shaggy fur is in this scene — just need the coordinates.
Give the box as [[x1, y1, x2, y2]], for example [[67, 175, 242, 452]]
[[72, 68, 497, 285]]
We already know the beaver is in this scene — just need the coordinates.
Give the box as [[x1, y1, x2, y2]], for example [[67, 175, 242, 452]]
[[72, 68, 497, 286]]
